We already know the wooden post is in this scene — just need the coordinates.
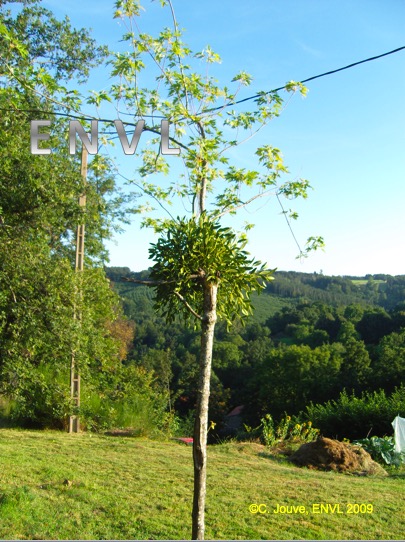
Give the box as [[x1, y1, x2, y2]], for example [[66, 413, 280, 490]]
[[69, 148, 88, 433]]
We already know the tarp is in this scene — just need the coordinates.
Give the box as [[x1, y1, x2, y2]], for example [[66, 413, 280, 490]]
[[391, 415, 405, 453]]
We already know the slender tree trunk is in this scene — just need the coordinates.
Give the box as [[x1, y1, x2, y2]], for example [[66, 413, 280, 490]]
[[192, 281, 218, 540]]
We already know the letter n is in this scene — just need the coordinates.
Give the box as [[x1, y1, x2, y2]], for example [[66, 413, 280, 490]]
[[69, 120, 98, 155]]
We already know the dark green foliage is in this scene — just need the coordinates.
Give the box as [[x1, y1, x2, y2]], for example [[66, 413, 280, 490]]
[[266, 271, 371, 305], [247, 343, 343, 421], [0, 264, 133, 428], [379, 277, 405, 310], [305, 386, 405, 441], [6, 365, 71, 429], [356, 308, 395, 345], [247, 291, 292, 323], [371, 330, 405, 392], [353, 436, 405, 467], [148, 215, 274, 327], [338, 338, 371, 393], [79, 365, 169, 434], [108, 267, 405, 327], [266, 301, 345, 343], [1, 0, 107, 85], [265, 271, 405, 309]]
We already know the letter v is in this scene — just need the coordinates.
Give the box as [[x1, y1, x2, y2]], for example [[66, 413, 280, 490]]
[[114, 120, 145, 154]]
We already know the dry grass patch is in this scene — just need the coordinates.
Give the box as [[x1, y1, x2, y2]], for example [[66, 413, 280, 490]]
[[289, 437, 388, 475]]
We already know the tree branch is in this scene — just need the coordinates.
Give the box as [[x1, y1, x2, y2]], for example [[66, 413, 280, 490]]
[[116, 171, 176, 222], [143, 124, 189, 151], [276, 193, 305, 257], [173, 291, 202, 320], [215, 187, 277, 217], [121, 274, 201, 285], [167, 0, 190, 112], [196, 121, 207, 215], [122, 277, 165, 286]]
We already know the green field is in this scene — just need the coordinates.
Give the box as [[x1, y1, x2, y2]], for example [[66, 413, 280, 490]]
[[0, 430, 404, 540], [351, 280, 386, 286]]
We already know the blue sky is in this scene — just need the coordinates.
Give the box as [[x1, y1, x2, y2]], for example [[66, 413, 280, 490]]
[[42, 0, 405, 276]]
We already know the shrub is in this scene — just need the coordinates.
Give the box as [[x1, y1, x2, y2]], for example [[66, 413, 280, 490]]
[[304, 385, 405, 441], [80, 365, 170, 435], [6, 365, 71, 429], [170, 410, 195, 437]]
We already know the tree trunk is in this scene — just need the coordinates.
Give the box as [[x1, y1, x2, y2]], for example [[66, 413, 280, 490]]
[[192, 281, 218, 540]]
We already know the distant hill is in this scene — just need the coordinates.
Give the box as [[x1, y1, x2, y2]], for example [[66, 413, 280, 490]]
[[105, 267, 405, 323], [264, 270, 405, 310]]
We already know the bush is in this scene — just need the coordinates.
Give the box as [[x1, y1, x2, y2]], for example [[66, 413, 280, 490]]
[[2, 360, 170, 435], [304, 385, 405, 441], [80, 365, 170, 435], [169, 410, 195, 437], [6, 365, 71, 429], [262, 414, 320, 446]]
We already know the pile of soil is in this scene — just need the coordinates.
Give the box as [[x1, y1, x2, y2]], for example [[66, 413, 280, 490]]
[[289, 437, 387, 476]]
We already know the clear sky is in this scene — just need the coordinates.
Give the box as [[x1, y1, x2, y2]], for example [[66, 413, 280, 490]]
[[42, 0, 405, 277]]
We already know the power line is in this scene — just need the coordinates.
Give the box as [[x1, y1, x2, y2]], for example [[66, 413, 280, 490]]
[[203, 45, 405, 112], [0, 107, 165, 123], [1, 45, 404, 129]]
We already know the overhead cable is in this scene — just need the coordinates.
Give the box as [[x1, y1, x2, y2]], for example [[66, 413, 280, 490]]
[[205, 45, 405, 111], [0, 45, 404, 127]]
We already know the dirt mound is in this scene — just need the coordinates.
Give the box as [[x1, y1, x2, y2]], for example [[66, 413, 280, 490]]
[[289, 437, 387, 476]]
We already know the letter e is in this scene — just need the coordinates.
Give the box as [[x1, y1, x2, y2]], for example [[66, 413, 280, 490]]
[[30, 120, 51, 155]]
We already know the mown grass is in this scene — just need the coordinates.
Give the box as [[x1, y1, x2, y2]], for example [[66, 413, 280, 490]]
[[0, 429, 404, 540]]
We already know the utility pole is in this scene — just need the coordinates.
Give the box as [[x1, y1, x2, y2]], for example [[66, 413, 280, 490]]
[[69, 147, 88, 433]]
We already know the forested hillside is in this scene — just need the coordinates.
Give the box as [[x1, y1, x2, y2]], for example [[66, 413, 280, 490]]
[[106, 266, 405, 318], [105, 266, 405, 438], [266, 271, 405, 309]]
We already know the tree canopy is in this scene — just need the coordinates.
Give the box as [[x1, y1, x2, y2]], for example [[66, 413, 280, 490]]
[[0, 0, 135, 428]]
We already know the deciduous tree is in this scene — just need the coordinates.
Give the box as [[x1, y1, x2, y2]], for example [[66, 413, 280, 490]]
[[103, 1, 323, 538], [0, 1, 133, 427]]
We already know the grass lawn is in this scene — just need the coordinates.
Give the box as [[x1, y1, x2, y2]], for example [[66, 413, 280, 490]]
[[0, 429, 404, 540]]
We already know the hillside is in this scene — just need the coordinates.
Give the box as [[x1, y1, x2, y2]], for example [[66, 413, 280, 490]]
[[265, 271, 405, 310], [100, 266, 405, 434], [105, 267, 405, 323]]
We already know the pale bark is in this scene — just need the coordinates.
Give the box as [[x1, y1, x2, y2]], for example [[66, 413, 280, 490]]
[[192, 281, 218, 540]]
